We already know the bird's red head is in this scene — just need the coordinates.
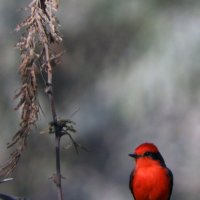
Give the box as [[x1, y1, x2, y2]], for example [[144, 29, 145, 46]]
[[134, 143, 159, 155], [129, 143, 159, 157], [129, 143, 165, 165]]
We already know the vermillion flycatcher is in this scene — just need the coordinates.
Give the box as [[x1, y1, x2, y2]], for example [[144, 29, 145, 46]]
[[129, 143, 173, 200]]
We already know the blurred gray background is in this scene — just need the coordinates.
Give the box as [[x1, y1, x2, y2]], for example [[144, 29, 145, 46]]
[[0, 0, 200, 199]]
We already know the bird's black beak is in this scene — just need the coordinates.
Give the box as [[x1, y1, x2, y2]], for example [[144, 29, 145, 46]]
[[129, 153, 137, 158]]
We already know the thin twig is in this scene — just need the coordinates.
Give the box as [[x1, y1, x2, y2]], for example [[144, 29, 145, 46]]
[[45, 41, 63, 200], [47, 90, 64, 200], [55, 136, 63, 200]]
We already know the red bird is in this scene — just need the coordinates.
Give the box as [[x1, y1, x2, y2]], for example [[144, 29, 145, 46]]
[[129, 143, 173, 200]]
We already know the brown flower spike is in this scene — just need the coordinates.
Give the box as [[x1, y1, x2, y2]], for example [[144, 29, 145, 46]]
[[0, 0, 62, 178]]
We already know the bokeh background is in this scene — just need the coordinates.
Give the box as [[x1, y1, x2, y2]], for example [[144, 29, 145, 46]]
[[0, 0, 200, 199]]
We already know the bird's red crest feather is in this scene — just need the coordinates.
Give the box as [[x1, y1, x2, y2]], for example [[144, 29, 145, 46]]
[[134, 143, 159, 155]]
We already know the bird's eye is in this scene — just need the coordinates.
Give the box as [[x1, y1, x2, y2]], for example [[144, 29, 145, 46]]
[[144, 152, 153, 157]]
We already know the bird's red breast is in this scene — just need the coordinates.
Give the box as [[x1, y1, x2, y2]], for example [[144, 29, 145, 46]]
[[129, 143, 173, 200]]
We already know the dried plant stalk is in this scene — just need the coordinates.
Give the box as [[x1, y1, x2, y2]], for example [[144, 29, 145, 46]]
[[0, 0, 62, 178], [0, 1, 84, 200]]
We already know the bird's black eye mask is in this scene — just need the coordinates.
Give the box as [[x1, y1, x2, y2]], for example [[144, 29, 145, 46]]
[[143, 151, 166, 166], [129, 151, 166, 166]]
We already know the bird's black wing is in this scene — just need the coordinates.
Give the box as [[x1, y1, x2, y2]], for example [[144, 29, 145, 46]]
[[167, 168, 173, 200], [129, 170, 136, 199]]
